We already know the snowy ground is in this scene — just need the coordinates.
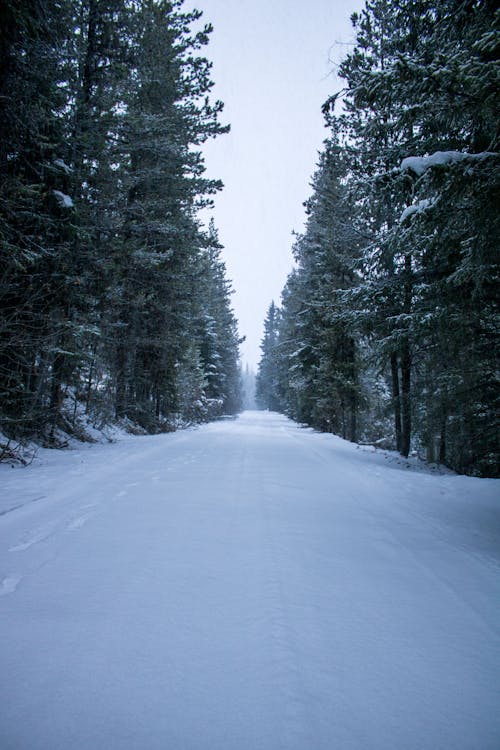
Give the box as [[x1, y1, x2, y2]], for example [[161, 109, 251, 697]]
[[0, 411, 499, 750]]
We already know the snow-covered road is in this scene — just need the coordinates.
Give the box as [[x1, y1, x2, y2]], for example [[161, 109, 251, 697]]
[[1, 411, 499, 749]]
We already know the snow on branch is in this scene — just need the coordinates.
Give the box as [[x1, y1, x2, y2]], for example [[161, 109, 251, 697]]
[[52, 190, 74, 208], [53, 158, 73, 175], [400, 150, 497, 177], [399, 199, 433, 223]]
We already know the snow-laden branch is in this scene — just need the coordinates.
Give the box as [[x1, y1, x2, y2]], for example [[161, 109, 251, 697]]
[[399, 199, 433, 223], [52, 190, 74, 208], [400, 150, 497, 177]]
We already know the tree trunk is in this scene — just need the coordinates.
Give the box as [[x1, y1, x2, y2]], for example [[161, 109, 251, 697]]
[[400, 338, 411, 458], [115, 343, 127, 418], [390, 351, 402, 452], [85, 351, 95, 412], [349, 397, 357, 443], [49, 350, 64, 442], [439, 414, 447, 464], [400, 253, 413, 458]]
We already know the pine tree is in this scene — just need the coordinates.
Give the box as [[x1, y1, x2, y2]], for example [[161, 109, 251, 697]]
[[256, 302, 282, 411], [241, 364, 257, 410], [0, 0, 77, 441], [196, 221, 242, 418], [283, 141, 361, 438], [0, 0, 242, 447], [321, 0, 499, 471], [105, 0, 229, 428], [273, 0, 498, 475]]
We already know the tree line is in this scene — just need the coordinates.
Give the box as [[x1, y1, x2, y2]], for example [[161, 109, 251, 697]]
[[257, 0, 498, 477], [0, 0, 242, 449]]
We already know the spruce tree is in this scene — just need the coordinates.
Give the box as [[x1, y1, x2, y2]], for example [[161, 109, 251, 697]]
[[274, 0, 498, 475], [0, 0, 242, 447], [256, 302, 282, 411]]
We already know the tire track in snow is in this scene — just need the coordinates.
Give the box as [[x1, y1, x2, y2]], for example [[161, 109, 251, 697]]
[[0, 437, 211, 603], [257, 461, 313, 750]]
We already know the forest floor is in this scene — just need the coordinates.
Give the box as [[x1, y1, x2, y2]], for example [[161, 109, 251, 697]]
[[0, 411, 499, 750]]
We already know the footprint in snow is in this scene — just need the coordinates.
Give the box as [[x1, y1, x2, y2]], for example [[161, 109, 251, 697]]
[[66, 514, 92, 531], [0, 575, 22, 596], [9, 522, 58, 552]]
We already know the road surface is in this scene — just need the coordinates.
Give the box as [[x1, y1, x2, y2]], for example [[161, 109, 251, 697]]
[[1, 411, 499, 749]]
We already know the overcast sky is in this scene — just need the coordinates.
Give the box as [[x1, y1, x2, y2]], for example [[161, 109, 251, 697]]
[[192, 0, 363, 369]]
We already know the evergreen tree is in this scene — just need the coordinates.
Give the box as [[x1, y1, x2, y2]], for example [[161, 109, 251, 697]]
[[0, 0, 77, 440], [321, 0, 499, 471], [280, 141, 361, 438], [196, 221, 242, 417], [273, 0, 498, 475], [256, 302, 282, 411], [0, 0, 242, 448], [241, 364, 257, 410], [109, 0, 229, 428]]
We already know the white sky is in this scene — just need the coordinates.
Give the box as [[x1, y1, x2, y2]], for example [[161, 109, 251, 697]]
[[193, 0, 363, 369]]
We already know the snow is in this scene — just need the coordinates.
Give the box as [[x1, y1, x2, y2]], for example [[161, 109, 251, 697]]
[[399, 198, 433, 222], [400, 150, 497, 176], [52, 189, 74, 208], [53, 159, 73, 175], [0, 411, 499, 750]]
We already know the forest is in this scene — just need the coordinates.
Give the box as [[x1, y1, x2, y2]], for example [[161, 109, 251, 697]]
[[1, 1, 498, 478], [0, 0, 242, 453], [257, 0, 499, 477]]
